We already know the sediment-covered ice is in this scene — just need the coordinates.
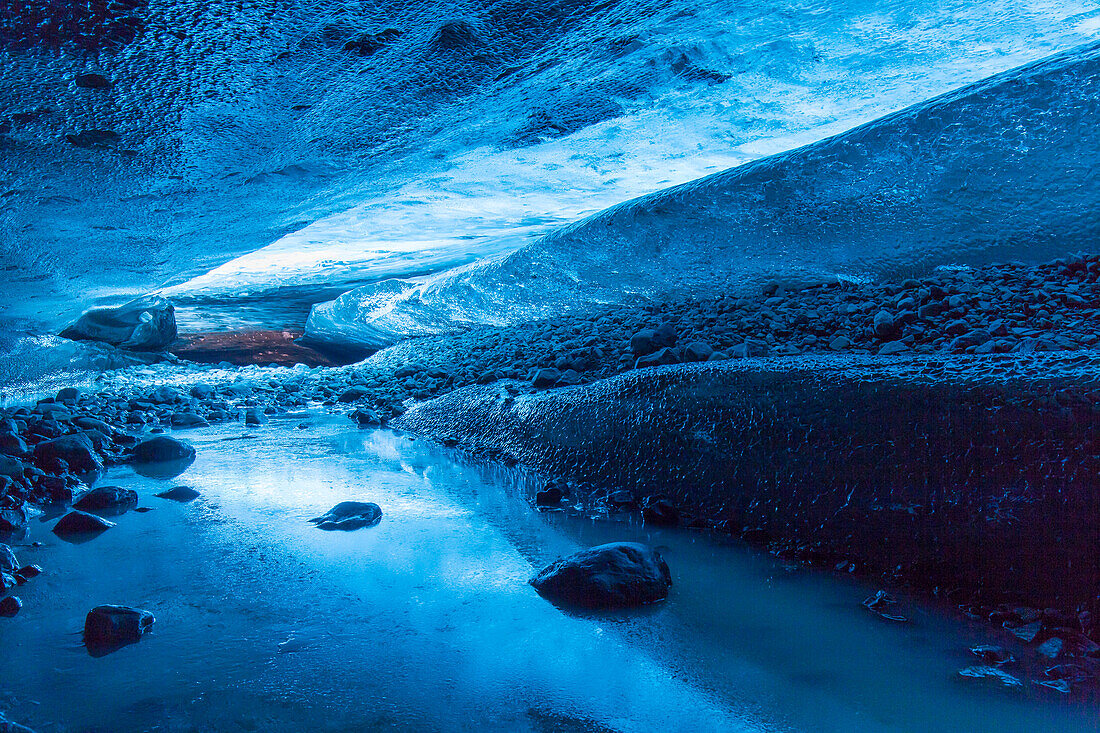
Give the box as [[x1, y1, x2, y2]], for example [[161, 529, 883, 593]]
[[306, 39, 1100, 350]]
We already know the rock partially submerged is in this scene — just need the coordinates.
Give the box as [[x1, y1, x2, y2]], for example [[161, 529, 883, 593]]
[[155, 486, 200, 502], [132, 435, 195, 463], [530, 542, 672, 610], [84, 605, 155, 653], [52, 511, 114, 540], [32, 434, 102, 476], [72, 485, 138, 514], [309, 501, 382, 531], [59, 295, 177, 351]]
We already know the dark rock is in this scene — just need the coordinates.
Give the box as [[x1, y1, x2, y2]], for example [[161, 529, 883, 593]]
[[350, 408, 381, 428], [878, 340, 910, 355], [0, 455, 23, 479], [74, 73, 111, 89], [155, 486, 200, 502], [529, 542, 672, 609], [338, 386, 370, 403], [309, 501, 382, 531], [33, 434, 101, 475], [970, 644, 1014, 666], [532, 368, 561, 388], [52, 510, 114, 540], [642, 497, 680, 527], [15, 565, 42, 582], [0, 595, 22, 617], [873, 310, 895, 337], [244, 408, 266, 426], [0, 433, 26, 456], [170, 412, 209, 428], [958, 665, 1022, 687], [59, 295, 177, 351], [635, 347, 680, 369], [536, 487, 564, 507], [73, 485, 138, 514], [132, 435, 195, 463], [629, 329, 659, 356], [682, 341, 714, 362], [84, 605, 154, 651], [862, 590, 907, 622]]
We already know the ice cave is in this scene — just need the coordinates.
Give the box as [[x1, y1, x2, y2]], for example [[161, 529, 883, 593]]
[[1, 1, 1099, 730]]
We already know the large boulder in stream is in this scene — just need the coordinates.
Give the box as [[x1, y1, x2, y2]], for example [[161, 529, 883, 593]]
[[309, 501, 382, 530], [59, 295, 177, 351], [130, 436, 196, 478], [530, 542, 672, 609], [52, 511, 114, 541]]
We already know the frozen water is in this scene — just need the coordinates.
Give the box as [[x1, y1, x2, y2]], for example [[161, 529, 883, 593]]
[[1, 0, 1097, 338], [304, 39, 1100, 349]]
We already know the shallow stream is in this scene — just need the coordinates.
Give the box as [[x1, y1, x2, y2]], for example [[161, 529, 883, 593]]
[[1, 417, 1097, 732]]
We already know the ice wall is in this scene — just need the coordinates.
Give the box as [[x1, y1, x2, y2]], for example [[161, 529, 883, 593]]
[[305, 40, 1100, 350]]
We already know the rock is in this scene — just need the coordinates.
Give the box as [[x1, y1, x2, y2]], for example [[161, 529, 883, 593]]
[[59, 295, 177, 351], [629, 329, 659, 356], [189, 384, 214, 400], [350, 408, 381, 428], [950, 329, 992, 351], [958, 665, 1022, 687], [829, 335, 852, 351], [72, 485, 138, 514], [532, 368, 561, 388], [32, 434, 102, 475], [0, 433, 27, 456], [635, 347, 680, 369], [536, 487, 564, 507], [132, 435, 196, 463], [529, 542, 672, 609], [309, 501, 383, 531], [0, 455, 23, 479], [642, 497, 680, 527], [56, 387, 81, 402], [862, 590, 907, 622], [0, 595, 22, 617], [155, 486, 200, 502], [74, 72, 111, 89], [0, 506, 27, 533], [1008, 620, 1042, 642], [0, 543, 17, 573], [170, 412, 209, 428], [15, 565, 41, 582], [1037, 636, 1065, 659], [970, 645, 1015, 665], [878, 340, 910, 355], [728, 340, 770, 358], [682, 341, 714, 362], [52, 510, 115, 539], [84, 605, 155, 650], [338, 386, 370, 403], [244, 408, 266, 426], [873, 310, 895, 337]]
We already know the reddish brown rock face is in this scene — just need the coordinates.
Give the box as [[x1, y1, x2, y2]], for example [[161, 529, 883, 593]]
[[171, 330, 350, 368]]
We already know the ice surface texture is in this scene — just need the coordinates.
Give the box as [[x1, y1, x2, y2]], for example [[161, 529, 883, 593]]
[[307, 40, 1100, 350]]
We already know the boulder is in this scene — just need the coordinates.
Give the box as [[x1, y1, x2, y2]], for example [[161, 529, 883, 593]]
[[350, 408, 381, 428], [531, 368, 561, 389], [0, 433, 27, 456], [32, 434, 102, 475], [309, 501, 382, 531], [635, 347, 680, 370], [0, 455, 24, 479], [529, 542, 672, 609], [132, 435, 195, 463], [642, 497, 680, 527], [84, 605, 155, 650], [52, 511, 115, 539], [59, 295, 177, 351], [73, 485, 139, 514]]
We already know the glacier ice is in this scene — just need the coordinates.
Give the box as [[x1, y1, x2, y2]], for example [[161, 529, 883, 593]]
[[305, 39, 1100, 351]]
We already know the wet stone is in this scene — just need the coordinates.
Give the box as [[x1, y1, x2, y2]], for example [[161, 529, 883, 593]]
[[310, 501, 382, 531], [530, 542, 672, 610], [84, 605, 155, 651]]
